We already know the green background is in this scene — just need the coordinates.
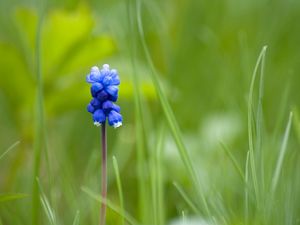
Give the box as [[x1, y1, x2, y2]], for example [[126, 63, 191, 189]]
[[0, 0, 300, 224]]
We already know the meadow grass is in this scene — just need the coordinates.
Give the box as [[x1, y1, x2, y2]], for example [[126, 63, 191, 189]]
[[136, 0, 211, 218], [0, 141, 20, 161], [112, 156, 125, 225], [32, 3, 44, 224], [0, 0, 299, 225], [126, 0, 151, 223]]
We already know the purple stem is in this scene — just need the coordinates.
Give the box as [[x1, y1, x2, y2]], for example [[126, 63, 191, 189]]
[[100, 122, 107, 225]]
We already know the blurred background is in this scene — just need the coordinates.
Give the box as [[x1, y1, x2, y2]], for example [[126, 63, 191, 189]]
[[0, 0, 300, 224]]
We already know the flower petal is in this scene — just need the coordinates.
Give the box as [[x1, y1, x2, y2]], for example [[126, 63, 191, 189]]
[[108, 110, 122, 128], [102, 101, 121, 113], [108, 93, 118, 102], [96, 90, 109, 101], [102, 75, 111, 86], [106, 85, 119, 98], [90, 98, 101, 107], [91, 83, 103, 97], [102, 100, 113, 112], [86, 74, 95, 83], [87, 103, 95, 113], [93, 109, 106, 126], [112, 104, 120, 113], [110, 69, 120, 85], [100, 64, 110, 77]]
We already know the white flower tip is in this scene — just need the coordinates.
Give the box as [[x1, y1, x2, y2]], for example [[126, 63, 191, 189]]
[[94, 121, 101, 127], [103, 64, 110, 69], [111, 69, 117, 74], [113, 122, 122, 128], [91, 66, 99, 72]]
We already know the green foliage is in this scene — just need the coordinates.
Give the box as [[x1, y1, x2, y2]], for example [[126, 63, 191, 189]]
[[0, 193, 28, 203], [1, 0, 300, 225]]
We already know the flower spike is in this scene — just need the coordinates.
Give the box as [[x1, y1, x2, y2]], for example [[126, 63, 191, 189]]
[[86, 64, 122, 128]]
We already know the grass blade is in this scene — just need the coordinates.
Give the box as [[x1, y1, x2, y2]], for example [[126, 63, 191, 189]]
[[271, 112, 293, 193], [112, 156, 125, 225], [33, 1, 47, 223], [181, 210, 186, 224], [150, 125, 166, 225], [37, 178, 57, 225], [135, 0, 210, 216], [0, 141, 20, 161], [72, 211, 80, 225], [257, 44, 266, 194], [0, 193, 28, 203], [220, 142, 245, 182], [173, 182, 201, 215], [126, 1, 151, 223], [82, 186, 140, 225], [244, 150, 250, 225], [292, 108, 300, 143], [156, 125, 165, 225], [247, 45, 267, 205]]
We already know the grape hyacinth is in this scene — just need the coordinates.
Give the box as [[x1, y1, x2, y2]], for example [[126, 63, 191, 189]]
[[86, 64, 122, 225], [86, 64, 122, 128]]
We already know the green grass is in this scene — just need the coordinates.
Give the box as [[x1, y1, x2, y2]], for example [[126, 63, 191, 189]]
[[247, 46, 267, 207], [112, 156, 125, 225], [0, 141, 20, 161], [82, 187, 140, 225], [136, 0, 211, 217], [72, 211, 80, 225], [271, 112, 293, 194], [37, 178, 57, 225], [126, 0, 151, 223], [0, 0, 300, 225], [0, 193, 28, 203]]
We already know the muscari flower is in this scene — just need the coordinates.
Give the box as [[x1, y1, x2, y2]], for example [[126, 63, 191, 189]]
[[86, 64, 122, 128]]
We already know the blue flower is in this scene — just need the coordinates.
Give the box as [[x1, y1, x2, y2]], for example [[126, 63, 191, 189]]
[[87, 64, 120, 101], [108, 110, 123, 128], [93, 109, 106, 126], [86, 64, 122, 128]]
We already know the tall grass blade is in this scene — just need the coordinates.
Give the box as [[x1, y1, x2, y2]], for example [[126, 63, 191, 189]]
[[82, 187, 140, 225], [173, 182, 201, 215], [0, 141, 20, 161], [112, 156, 125, 225], [37, 178, 57, 225], [181, 211, 186, 223], [72, 211, 80, 225], [150, 125, 165, 225], [155, 125, 165, 225], [271, 112, 293, 193], [32, 0, 47, 224], [220, 142, 245, 182], [125, 0, 150, 223], [0, 193, 28, 202], [292, 108, 300, 143], [135, 0, 210, 216], [248, 45, 267, 205], [257, 44, 266, 193], [244, 151, 250, 225], [151, 165, 158, 225]]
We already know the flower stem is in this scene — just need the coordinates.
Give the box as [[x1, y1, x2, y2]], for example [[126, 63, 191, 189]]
[[100, 122, 107, 225]]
